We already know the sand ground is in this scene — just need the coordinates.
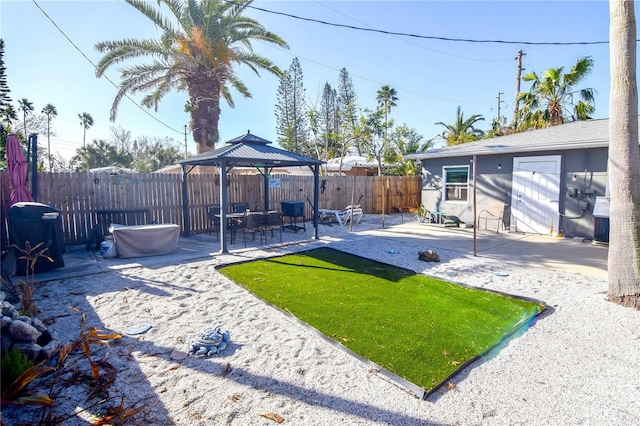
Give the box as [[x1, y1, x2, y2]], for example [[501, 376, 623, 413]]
[[2, 215, 638, 425]]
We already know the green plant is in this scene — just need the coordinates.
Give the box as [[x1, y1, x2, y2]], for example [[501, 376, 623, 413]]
[[220, 248, 545, 395], [12, 241, 53, 317], [415, 204, 428, 218], [1, 347, 34, 392], [1, 347, 55, 406]]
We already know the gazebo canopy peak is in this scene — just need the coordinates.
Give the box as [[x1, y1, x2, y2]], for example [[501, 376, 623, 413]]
[[177, 131, 323, 168], [226, 130, 270, 145]]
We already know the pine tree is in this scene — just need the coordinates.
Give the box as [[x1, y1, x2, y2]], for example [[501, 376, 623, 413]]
[[0, 39, 16, 154], [336, 68, 360, 154], [0, 40, 11, 110], [1, 39, 17, 132], [319, 82, 338, 159], [275, 58, 309, 154]]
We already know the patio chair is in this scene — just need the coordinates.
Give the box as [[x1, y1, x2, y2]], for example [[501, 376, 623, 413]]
[[334, 205, 363, 226], [241, 213, 259, 247], [205, 204, 221, 237], [254, 211, 283, 243], [231, 202, 250, 213], [477, 202, 508, 233]]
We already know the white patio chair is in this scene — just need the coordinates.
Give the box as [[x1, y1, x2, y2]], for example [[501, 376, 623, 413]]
[[334, 205, 363, 226], [477, 202, 508, 233]]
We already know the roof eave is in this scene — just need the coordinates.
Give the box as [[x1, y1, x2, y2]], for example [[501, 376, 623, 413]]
[[405, 140, 609, 161]]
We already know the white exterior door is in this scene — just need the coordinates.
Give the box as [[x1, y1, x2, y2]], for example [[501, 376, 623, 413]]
[[510, 155, 561, 234]]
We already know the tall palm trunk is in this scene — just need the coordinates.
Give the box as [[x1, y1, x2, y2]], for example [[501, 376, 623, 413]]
[[22, 111, 27, 141], [608, 0, 640, 309], [187, 75, 222, 154]]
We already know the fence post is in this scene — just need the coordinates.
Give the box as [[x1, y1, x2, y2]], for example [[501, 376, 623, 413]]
[[181, 166, 190, 236]]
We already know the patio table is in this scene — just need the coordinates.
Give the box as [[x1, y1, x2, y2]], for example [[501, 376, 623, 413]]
[[431, 211, 447, 224]]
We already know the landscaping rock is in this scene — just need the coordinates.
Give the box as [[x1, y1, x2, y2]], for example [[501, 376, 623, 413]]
[[0, 291, 61, 362], [418, 249, 440, 262], [31, 317, 47, 333], [1, 315, 11, 331], [9, 320, 40, 342], [41, 339, 61, 360]]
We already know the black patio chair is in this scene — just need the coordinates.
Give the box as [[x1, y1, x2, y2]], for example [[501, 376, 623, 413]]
[[205, 204, 221, 238], [231, 202, 250, 213], [241, 213, 260, 247], [259, 211, 282, 243]]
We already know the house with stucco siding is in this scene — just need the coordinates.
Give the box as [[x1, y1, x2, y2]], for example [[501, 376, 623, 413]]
[[405, 117, 637, 241]]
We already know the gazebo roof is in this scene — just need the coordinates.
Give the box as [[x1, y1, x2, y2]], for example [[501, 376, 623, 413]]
[[178, 131, 323, 168]]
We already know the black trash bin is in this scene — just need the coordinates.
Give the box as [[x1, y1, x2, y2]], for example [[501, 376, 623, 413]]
[[8, 202, 65, 275]]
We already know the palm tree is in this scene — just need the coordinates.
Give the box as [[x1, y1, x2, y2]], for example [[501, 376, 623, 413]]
[[95, 0, 288, 154], [516, 57, 595, 131], [78, 112, 94, 147], [18, 98, 34, 140], [435, 106, 485, 146], [42, 103, 57, 171], [70, 139, 133, 171], [607, 1, 640, 309], [376, 85, 398, 140], [386, 124, 433, 176]]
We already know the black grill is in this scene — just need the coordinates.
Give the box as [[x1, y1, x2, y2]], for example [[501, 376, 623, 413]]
[[281, 201, 304, 217], [281, 201, 305, 232]]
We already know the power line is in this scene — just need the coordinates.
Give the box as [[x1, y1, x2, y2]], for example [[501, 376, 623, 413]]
[[31, 0, 184, 135], [245, 2, 613, 46], [312, 0, 510, 63], [261, 42, 493, 106]]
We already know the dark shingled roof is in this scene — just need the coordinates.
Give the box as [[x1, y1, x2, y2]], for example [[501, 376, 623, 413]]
[[405, 117, 619, 160], [178, 132, 323, 168]]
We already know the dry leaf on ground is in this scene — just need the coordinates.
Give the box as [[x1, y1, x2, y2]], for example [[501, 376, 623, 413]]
[[260, 412, 285, 423]]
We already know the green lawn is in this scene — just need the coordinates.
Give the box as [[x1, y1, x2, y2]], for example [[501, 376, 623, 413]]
[[219, 247, 545, 394]]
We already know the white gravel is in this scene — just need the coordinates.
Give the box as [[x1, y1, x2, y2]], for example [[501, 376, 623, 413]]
[[3, 215, 639, 425]]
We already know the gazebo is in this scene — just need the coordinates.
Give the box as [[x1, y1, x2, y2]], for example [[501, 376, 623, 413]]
[[177, 132, 324, 253]]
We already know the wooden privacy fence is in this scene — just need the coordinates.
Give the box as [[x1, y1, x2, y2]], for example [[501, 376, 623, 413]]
[[1, 171, 420, 246]]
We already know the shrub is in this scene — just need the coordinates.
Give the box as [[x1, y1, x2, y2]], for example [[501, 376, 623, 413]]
[[1, 347, 34, 393]]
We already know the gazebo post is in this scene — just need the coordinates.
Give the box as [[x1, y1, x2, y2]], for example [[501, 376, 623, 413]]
[[220, 162, 229, 253], [313, 164, 320, 240], [263, 166, 269, 211]]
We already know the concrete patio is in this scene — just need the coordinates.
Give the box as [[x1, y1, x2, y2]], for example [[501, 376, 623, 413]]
[[18, 213, 608, 284]]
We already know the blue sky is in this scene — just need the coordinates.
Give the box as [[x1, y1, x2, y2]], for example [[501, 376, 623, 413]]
[[1, 0, 620, 161]]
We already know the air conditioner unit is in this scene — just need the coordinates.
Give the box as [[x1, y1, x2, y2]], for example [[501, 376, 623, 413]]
[[592, 197, 610, 244]]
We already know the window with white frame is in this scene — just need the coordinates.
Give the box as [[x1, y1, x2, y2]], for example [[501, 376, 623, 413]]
[[443, 166, 469, 202]]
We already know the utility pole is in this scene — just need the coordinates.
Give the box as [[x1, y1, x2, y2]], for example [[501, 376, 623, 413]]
[[184, 125, 188, 157], [496, 91, 504, 123], [513, 49, 525, 128]]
